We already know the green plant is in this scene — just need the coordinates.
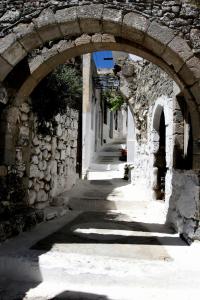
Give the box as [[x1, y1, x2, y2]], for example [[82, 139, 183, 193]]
[[31, 63, 82, 135], [102, 90, 125, 111]]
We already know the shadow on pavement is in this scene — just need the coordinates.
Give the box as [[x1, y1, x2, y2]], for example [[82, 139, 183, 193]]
[[51, 290, 109, 300], [31, 211, 186, 251]]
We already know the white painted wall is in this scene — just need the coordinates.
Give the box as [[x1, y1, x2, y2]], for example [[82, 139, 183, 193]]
[[82, 54, 93, 179], [127, 107, 136, 163]]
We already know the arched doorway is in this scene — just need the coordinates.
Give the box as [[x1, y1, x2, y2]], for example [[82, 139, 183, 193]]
[[154, 110, 166, 200]]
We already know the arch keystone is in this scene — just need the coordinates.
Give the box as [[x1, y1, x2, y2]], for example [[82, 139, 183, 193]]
[[122, 12, 149, 43], [77, 4, 104, 33], [55, 7, 81, 37]]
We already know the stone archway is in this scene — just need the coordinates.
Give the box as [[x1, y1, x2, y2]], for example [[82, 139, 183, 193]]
[[151, 96, 173, 202], [0, 5, 199, 165], [0, 3, 200, 239]]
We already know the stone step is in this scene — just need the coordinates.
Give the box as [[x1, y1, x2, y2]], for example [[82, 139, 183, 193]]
[[87, 171, 124, 180], [0, 242, 171, 284], [68, 198, 149, 211], [96, 151, 121, 156], [89, 163, 121, 171]]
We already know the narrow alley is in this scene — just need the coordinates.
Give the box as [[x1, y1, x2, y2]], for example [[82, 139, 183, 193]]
[[1, 3, 200, 296], [0, 140, 200, 300]]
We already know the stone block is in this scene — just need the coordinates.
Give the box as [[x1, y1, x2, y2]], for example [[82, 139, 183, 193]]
[[51, 137, 57, 156], [35, 202, 48, 210], [0, 84, 8, 105], [33, 136, 40, 146], [19, 102, 30, 114], [39, 161, 47, 171], [33, 9, 62, 43], [49, 160, 57, 175], [57, 40, 75, 54], [61, 150, 66, 160], [122, 12, 149, 44], [13, 22, 43, 52], [21, 113, 28, 122], [6, 106, 20, 124], [102, 8, 122, 36], [29, 190, 36, 205], [102, 34, 116, 43], [55, 7, 80, 37], [179, 56, 200, 86], [0, 33, 26, 67], [77, 4, 104, 33], [42, 149, 49, 159], [75, 34, 91, 46], [18, 126, 30, 146], [91, 33, 102, 43], [37, 190, 48, 203], [44, 207, 58, 220], [0, 56, 12, 81], [31, 155, 39, 165], [56, 124, 63, 137], [144, 22, 175, 56], [162, 36, 193, 72], [45, 183, 50, 191], [30, 165, 39, 178]]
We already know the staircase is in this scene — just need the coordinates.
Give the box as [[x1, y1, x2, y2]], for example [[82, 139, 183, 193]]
[[88, 139, 127, 179]]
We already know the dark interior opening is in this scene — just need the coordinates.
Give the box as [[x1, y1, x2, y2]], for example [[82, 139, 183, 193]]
[[154, 110, 167, 200]]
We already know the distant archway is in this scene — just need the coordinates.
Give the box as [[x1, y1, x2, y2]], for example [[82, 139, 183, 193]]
[[151, 96, 173, 201]]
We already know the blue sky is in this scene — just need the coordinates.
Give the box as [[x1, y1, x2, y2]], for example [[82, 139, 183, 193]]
[[92, 51, 114, 69]]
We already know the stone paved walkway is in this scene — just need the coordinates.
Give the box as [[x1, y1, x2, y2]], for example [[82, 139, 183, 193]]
[[0, 141, 200, 299]]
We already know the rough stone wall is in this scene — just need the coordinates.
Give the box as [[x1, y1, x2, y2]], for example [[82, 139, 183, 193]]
[[167, 170, 200, 241], [0, 97, 79, 242], [120, 57, 200, 239], [120, 58, 175, 190], [121, 60, 174, 143], [0, 0, 200, 53], [28, 107, 79, 210]]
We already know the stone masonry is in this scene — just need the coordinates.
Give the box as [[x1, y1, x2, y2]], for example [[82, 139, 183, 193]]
[[1, 0, 200, 55], [119, 56, 200, 239], [28, 108, 79, 210], [0, 96, 79, 242]]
